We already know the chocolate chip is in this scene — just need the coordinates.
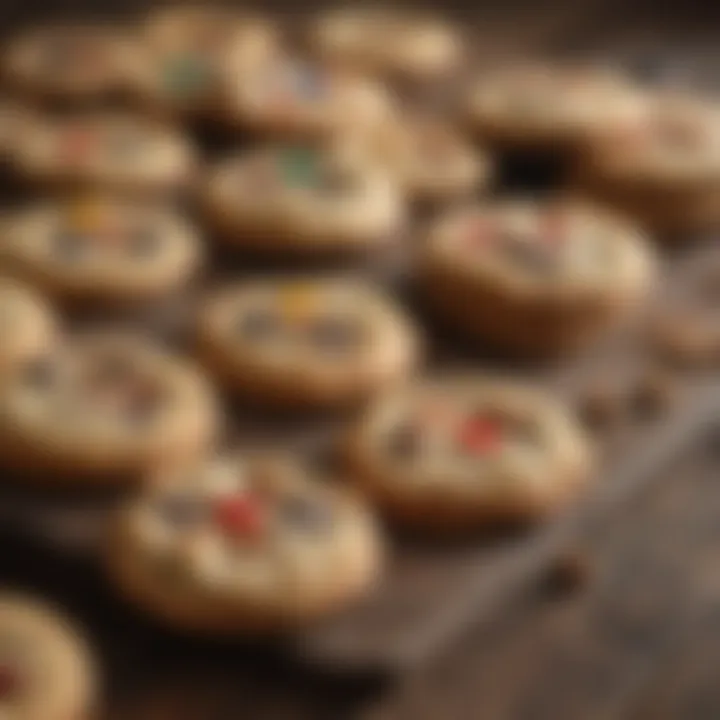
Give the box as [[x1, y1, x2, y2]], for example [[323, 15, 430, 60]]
[[501, 234, 559, 274], [319, 168, 357, 196], [632, 368, 677, 419], [88, 355, 136, 386], [129, 227, 160, 258], [280, 495, 333, 533], [157, 493, 207, 528], [578, 381, 626, 430], [307, 316, 362, 353], [237, 310, 281, 342], [122, 386, 164, 424], [54, 232, 87, 261], [386, 422, 422, 459], [542, 549, 592, 597], [22, 356, 57, 390]]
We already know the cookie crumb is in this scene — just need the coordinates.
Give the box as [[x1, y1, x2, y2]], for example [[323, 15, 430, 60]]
[[542, 550, 592, 596]]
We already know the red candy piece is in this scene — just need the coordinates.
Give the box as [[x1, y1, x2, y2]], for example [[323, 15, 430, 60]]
[[61, 128, 96, 163], [214, 495, 266, 539], [539, 208, 570, 246], [464, 217, 495, 248], [458, 416, 504, 455], [0, 665, 20, 698]]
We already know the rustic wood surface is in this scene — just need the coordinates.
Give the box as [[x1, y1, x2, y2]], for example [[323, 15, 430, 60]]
[[0, 1, 718, 718]]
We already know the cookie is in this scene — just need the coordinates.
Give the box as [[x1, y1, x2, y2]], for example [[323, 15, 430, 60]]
[[345, 376, 593, 530], [578, 93, 720, 234], [420, 199, 655, 355], [12, 112, 195, 196], [107, 451, 382, 632], [338, 116, 491, 203], [0, 333, 218, 482], [218, 52, 392, 140], [201, 144, 405, 255], [310, 8, 462, 83], [3, 24, 144, 105], [197, 279, 419, 409], [465, 64, 645, 150], [0, 102, 25, 160], [136, 5, 278, 119], [0, 594, 96, 720], [1, 196, 202, 305], [0, 277, 57, 377]]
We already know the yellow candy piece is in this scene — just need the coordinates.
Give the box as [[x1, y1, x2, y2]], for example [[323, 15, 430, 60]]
[[278, 284, 320, 323], [65, 198, 107, 232]]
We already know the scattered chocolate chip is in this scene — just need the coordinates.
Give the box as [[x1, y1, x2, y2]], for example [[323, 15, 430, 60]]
[[542, 549, 592, 597], [280, 495, 333, 533], [307, 316, 362, 353], [631, 368, 678, 419]]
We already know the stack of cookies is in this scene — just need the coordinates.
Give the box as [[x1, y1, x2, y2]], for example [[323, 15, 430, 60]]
[[0, 5, 716, 716]]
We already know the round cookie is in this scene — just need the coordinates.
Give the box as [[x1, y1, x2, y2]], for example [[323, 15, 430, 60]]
[[1, 196, 202, 305], [0, 102, 26, 160], [338, 116, 491, 203], [0, 277, 57, 378], [345, 376, 593, 530], [107, 451, 382, 632], [201, 144, 405, 255], [310, 8, 462, 83], [3, 24, 144, 104], [0, 594, 96, 720], [0, 333, 218, 482], [578, 93, 720, 234], [136, 5, 278, 119], [420, 199, 655, 355], [465, 63, 645, 150], [12, 112, 195, 196], [197, 279, 419, 409], [218, 52, 392, 140]]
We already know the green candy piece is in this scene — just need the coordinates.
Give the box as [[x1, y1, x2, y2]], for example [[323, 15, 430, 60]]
[[163, 55, 212, 98], [278, 147, 321, 187]]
